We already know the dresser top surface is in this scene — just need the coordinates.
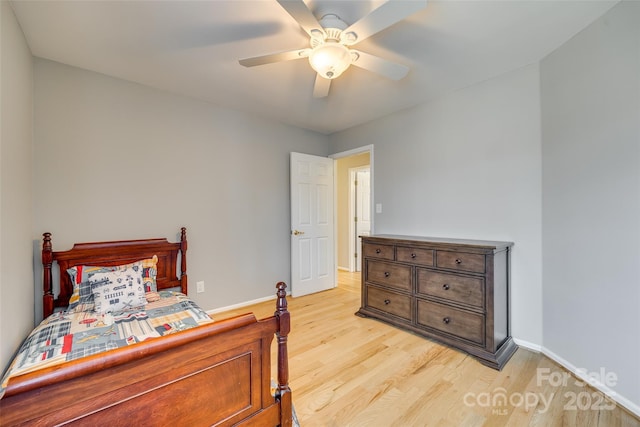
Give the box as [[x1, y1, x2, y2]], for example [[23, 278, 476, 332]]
[[362, 234, 513, 250]]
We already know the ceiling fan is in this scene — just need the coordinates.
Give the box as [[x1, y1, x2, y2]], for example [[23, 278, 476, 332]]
[[239, 0, 427, 98]]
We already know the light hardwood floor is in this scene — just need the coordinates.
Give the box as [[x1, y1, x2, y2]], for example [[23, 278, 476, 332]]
[[215, 271, 640, 427]]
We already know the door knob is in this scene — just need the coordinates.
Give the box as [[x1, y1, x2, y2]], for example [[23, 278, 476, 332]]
[[292, 230, 305, 236]]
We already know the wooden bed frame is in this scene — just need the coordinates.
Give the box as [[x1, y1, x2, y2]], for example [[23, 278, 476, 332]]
[[0, 228, 292, 426]]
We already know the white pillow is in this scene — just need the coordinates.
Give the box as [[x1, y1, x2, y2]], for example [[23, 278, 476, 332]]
[[90, 265, 147, 314]]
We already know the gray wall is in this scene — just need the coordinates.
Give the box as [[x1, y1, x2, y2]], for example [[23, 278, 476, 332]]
[[33, 59, 329, 319], [329, 64, 544, 348], [0, 1, 34, 373], [541, 1, 640, 409]]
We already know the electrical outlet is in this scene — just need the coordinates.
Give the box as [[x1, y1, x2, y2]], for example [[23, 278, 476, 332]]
[[196, 281, 205, 293]]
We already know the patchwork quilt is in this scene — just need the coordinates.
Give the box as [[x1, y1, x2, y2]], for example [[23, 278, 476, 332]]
[[1, 291, 213, 398]]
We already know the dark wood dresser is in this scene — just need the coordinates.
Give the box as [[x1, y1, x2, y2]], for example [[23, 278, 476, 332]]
[[356, 235, 517, 370]]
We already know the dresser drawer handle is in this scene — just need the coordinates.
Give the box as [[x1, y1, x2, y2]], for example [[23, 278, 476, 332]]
[[411, 253, 417, 258], [384, 272, 390, 277], [375, 248, 381, 254], [384, 299, 391, 305], [442, 284, 450, 290], [455, 259, 462, 264], [443, 317, 450, 324]]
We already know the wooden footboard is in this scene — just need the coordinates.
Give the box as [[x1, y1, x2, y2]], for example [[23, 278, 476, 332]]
[[0, 283, 292, 426]]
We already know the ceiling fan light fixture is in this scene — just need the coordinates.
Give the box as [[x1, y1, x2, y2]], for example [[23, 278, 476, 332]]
[[241, 0, 428, 95], [308, 42, 352, 79]]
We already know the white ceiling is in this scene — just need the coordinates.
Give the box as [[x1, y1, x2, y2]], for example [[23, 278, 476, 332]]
[[11, 0, 617, 134]]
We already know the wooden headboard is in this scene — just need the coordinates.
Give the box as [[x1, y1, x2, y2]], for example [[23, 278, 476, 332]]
[[42, 227, 188, 318]]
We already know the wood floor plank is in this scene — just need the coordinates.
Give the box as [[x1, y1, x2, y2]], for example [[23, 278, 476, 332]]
[[215, 271, 640, 426]]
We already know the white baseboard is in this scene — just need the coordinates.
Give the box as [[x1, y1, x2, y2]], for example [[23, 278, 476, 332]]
[[206, 295, 276, 316], [541, 346, 640, 419], [513, 337, 542, 353], [337, 266, 350, 272], [510, 338, 639, 418]]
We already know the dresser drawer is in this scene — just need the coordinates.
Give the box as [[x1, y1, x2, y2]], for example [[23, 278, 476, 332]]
[[416, 269, 484, 309], [366, 286, 412, 321], [397, 246, 434, 266], [417, 300, 484, 345], [436, 251, 485, 274], [363, 243, 395, 260], [365, 260, 411, 291]]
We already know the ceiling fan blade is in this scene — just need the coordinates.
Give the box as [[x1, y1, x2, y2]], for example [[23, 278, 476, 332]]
[[341, 0, 427, 45], [277, 0, 326, 39], [313, 74, 331, 98], [239, 49, 310, 67], [350, 50, 409, 80]]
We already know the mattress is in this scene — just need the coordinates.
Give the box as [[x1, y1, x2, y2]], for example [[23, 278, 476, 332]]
[[1, 291, 213, 397]]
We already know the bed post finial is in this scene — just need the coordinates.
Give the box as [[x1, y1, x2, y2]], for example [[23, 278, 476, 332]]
[[42, 233, 54, 318], [275, 282, 292, 426]]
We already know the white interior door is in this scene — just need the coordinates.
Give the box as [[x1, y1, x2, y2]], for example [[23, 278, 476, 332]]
[[290, 152, 335, 297], [350, 167, 371, 272]]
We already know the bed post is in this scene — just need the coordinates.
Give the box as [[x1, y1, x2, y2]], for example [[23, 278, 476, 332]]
[[275, 282, 292, 427], [42, 233, 54, 318], [180, 227, 188, 295]]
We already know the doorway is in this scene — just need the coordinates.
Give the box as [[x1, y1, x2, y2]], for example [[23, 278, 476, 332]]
[[331, 145, 373, 277], [349, 166, 371, 272]]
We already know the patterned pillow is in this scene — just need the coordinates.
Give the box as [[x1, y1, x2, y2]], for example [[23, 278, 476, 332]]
[[66, 256, 158, 311], [90, 265, 147, 314]]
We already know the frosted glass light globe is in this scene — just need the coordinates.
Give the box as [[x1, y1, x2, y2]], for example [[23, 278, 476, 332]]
[[308, 42, 351, 79]]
